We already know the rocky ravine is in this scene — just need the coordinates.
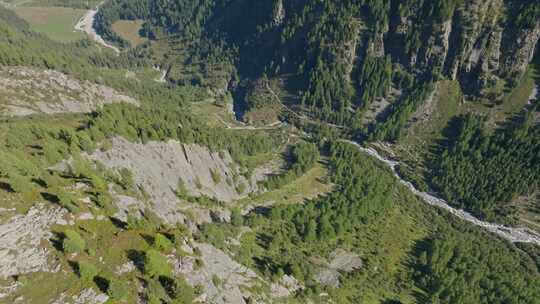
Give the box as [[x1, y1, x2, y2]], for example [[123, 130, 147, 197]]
[[0, 67, 137, 117], [343, 140, 540, 245]]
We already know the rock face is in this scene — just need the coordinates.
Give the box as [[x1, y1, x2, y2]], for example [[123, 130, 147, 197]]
[[314, 249, 362, 288], [169, 242, 263, 304], [390, 0, 539, 97], [0, 204, 66, 279], [270, 275, 303, 298], [52, 288, 109, 304], [88, 137, 261, 224], [110, 193, 146, 223], [0, 66, 137, 116]]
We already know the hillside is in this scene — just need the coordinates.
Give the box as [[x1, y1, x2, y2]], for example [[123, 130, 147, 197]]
[[95, 1, 539, 120], [0, 1, 539, 304], [94, 0, 540, 227]]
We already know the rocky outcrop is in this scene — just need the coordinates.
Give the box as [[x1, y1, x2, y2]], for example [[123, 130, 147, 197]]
[[314, 249, 362, 288], [388, 0, 538, 99], [110, 194, 146, 223], [0, 204, 66, 279], [169, 242, 264, 304], [0, 281, 20, 299], [270, 275, 303, 298], [501, 24, 540, 80], [88, 137, 265, 224], [0, 67, 137, 117], [52, 288, 109, 304]]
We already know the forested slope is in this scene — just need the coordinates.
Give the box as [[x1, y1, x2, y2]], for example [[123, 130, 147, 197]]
[[0, 1, 539, 304], [95, 0, 539, 125], [93, 0, 540, 226]]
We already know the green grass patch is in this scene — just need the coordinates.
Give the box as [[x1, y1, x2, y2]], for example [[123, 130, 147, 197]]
[[400, 80, 462, 158], [239, 162, 332, 208], [2, 0, 100, 9], [6, 271, 82, 303], [111, 19, 146, 47], [12, 6, 86, 42], [190, 98, 236, 128]]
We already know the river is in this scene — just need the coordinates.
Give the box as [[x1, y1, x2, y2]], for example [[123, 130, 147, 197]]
[[74, 2, 120, 54], [342, 140, 540, 245]]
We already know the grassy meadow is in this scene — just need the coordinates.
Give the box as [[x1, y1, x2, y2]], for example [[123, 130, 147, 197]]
[[111, 19, 146, 47], [12, 6, 86, 42]]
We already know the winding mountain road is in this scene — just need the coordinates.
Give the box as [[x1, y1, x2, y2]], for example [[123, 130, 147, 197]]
[[342, 140, 540, 245]]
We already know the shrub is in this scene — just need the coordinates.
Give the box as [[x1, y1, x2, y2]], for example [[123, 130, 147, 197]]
[[89, 174, 108, 192], [77, 261, 98, 284], [171, 277, 195, 303], [70, 156, 93, 179], [42, 173, 64, 189], [195, 177, 202, 189], [231, 208, 244, 226], [211, 274, 222, 287], [126, 215, 151, 230], [160, 276, 194, 302], [145, 276, 168, 303], [43, 145, 63, 164], [63, 229, 86, 254], [57, 192, 79, 213], [175, 178, 189, 199], [236, 183, 246, 194], [144, 249, 171, 278], [210, 168, 221, 184], [107, 279, 128, 300], [77, 133, 96, 153], [193, 284, 204, 295], [8, 174, 33, 194], [100, 139, 113, 151], [194, 259, 204, 270], [94, 192, 113, 211], [153, 233, 173, 252], [118, 168, 134, 190]]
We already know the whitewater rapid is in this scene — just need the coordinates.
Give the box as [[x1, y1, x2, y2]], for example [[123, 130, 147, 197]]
[[343, 140, 540, 245]]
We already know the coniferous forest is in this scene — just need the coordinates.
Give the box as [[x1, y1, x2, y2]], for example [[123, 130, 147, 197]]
[[0, 1, 539, 303]]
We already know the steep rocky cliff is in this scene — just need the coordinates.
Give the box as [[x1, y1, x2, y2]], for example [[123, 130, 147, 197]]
[[96, 0, 539, 126], [389, 0, 540, 99], [0, 67, 137, 117]]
